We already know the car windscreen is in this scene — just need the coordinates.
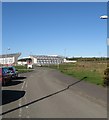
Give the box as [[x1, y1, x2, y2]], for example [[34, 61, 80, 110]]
[[8, 67, 16, 71], [2, 68, 9, 74], [8, 68, 13, 70]]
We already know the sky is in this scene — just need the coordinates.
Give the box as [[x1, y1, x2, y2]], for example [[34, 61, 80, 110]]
[[2, 0, 108, 2], [2, 2, 107, 58]]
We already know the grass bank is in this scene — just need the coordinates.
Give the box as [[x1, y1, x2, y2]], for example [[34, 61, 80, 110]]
[[15, 65, 34, 73], [48, 61, 107, 86]]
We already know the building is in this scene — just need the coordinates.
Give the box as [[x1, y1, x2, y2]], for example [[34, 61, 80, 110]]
[[17, 57, 33, 68], [63, 59, 77, 63], [29, 55, 64, 66], [0, 53, 21, 66]]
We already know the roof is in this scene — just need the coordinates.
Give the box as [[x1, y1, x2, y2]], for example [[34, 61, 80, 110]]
[[0, 53, 21, 58], [30, 55, 64, 59], [18, 58, 32, 61]]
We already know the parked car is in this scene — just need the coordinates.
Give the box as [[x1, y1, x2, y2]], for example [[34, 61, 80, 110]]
[[7, 66, 18, 79], [0, 67, 11, 85]]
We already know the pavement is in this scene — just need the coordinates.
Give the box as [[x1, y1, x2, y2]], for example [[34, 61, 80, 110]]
[[49, 68, 107, 107], [1, 67, 107, 118]]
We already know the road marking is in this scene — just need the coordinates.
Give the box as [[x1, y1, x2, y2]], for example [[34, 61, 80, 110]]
[[21, 78, 30, 118], [19, 100, 22, 118], [26, 106, 29, 109], [21, 81, 26, 90], [18, 75, 30, 118], [19, 103, 21, 106], [24, 95, 30, 118]]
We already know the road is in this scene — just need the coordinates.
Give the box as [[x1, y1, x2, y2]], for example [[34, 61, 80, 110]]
[[2, 67, 107, 118]]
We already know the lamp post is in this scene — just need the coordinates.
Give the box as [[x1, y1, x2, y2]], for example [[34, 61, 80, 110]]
[[100, 15, 108, 64], [6, 48, 10, 66], [100, 15, 108, 19]]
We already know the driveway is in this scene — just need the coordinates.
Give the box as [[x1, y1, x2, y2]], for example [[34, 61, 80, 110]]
[[2, 67, 107, 118]]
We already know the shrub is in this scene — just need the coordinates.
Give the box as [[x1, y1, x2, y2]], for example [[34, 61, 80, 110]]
[[103, 68, 109, 86]]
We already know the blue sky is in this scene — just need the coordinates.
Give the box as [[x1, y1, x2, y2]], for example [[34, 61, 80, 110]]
[[2, 2, 107, 57]]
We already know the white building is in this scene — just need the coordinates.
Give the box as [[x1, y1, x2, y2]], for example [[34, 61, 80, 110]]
[[29, 55, 64, 66], [63, 59, 77, 63], [0, 53, 21, 66], [17, 57, 32, 66], [17, 55, 78, 67]]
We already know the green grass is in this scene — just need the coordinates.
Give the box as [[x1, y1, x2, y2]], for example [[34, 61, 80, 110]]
[[61, 69, 103, 85], [17, 69, 33, 73], [14, 65, 33, 73], [48, 62, 106, 86], [15, 65, 27, 69]]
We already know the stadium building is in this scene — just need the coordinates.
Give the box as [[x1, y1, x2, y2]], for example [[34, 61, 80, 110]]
[[0, 53, 21, 66], [29, 55, 64, 66]]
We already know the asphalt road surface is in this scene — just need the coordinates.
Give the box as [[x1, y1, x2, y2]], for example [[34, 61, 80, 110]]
[[2, 67, 107, 118]]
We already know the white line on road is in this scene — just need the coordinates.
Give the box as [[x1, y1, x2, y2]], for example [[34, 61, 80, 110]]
[[18, 78, 27, 118], [19, 103, 21, 106], [26, 106, 29, 109], [21, 81, 26, 90], [19, 99, 22, 117], [20, 77, 30, 118]]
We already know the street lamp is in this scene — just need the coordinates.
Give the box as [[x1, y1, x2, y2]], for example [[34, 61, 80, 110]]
[[100, 15, 108, 46], [100, 15, 108, 19], [6, 48, 10, 66], [100, 15, 108, 63]]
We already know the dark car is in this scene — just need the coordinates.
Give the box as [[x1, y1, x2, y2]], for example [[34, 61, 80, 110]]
[[7, 66, 18, 79], [0, 67, 11, 85]]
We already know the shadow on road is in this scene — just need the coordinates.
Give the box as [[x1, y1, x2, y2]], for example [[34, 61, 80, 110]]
[[3, 81, 24, 87], [1, 77, 87, 116], [14, 76, 27, 80], [2, 90, 25, 105]]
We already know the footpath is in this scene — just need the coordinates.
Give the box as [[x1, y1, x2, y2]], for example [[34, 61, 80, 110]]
[[51, 69, 107, 107], [69, 78, 107, 107]]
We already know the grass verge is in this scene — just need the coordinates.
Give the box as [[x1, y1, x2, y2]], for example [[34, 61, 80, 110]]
[[48, 62, 106, 86], [15, 65, 34, 73]]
